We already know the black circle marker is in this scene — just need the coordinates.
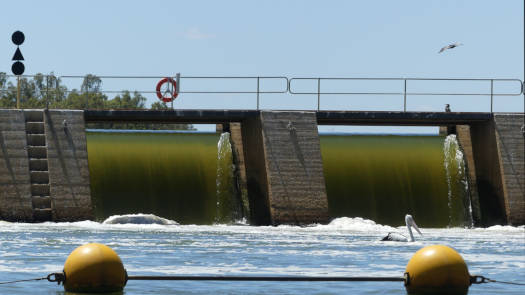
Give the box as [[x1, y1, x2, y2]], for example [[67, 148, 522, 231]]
[[12, 61, 25, 75], [12, 31, 25, 45]]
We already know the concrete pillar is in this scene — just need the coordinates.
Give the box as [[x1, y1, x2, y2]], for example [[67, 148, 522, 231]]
[[44, 110, 93, 221], [241, 115, 272, 225], [468, 114, 525, 225], [0, 110, 34, 221], [438, 126, 448, 136], [469, 121, 507, 225], [493, 114, 524, 225], [229, 122, 250, 219], [241, 111, 329, 225], [439, 125, 456, 136]]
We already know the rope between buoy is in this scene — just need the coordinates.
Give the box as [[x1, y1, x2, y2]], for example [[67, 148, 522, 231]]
[[127, 275, 406, 282], [3, 273, 523, 286], [0, 277, 47, 285], [470, 275, 525, 286], [487, 279, 525, 286]]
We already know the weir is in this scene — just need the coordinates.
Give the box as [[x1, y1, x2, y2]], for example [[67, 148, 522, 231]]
[[0, 109, 523, 226]]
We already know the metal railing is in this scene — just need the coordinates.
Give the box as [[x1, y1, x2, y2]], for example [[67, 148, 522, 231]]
[[289, 77, 523, 112], [0, 74, 523, 112], [54, 75, 289, 110]]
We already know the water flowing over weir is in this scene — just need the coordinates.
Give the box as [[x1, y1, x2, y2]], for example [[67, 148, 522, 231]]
[[87, 131, 220, 224], [320, 134, 472, 228], [443, 134, 474, 227], [215, 132, 244, 223], [86, 131, 472, 227]]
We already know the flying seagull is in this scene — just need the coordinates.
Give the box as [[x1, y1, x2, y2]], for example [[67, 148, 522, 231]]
[[439, 42, 463, 53]]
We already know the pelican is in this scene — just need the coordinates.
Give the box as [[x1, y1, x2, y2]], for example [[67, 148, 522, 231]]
[[439, 42, 463, 53], [381, 214, 422, 242]]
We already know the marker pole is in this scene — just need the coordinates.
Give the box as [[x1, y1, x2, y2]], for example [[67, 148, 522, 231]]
[[17, 76, 20, 109]]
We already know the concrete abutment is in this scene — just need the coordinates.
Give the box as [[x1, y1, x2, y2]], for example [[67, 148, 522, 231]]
[[0, 109, 93, 222], [455, 114, 524, 225]]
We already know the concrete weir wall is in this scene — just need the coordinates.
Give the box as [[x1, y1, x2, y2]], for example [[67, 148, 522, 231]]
[[0, 110, 34, 221], [492, 114, 524, 225], [458, 113, 525, 225], [45, 110, 93, 221], [0, 109, 92, 222], [241, 111, 330, 225]]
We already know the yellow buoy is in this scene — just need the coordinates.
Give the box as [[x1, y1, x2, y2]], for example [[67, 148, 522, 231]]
[[405, 245, 470, 295], [63, 243, 127, 293]]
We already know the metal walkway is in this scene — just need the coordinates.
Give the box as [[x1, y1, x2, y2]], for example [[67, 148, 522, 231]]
[[84, 109, 492, 126]]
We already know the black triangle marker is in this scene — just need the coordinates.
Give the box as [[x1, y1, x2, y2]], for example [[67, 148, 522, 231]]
[[12, 47, 24, 61]]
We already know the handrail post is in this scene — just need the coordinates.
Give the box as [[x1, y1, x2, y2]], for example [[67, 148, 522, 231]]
[[256, 77, 260, 110], [170, 76, 174, 110], [16, 76, 20, 109], [317, 78, 321, 111], [175, 73, 180, 94], [55, 77, 59, 109], [85, 76, 89, 110], [490, 79, 493, 113], [55, 77, 60, 108], [404, 79, 407, 112], [45, 75, 49, 109]]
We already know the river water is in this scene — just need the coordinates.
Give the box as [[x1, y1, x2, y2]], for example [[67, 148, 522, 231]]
[[1, 218, 524, 294], [1, 131, 523, 293]]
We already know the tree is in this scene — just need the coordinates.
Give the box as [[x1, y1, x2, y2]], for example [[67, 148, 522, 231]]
[[0, 72, 15, 108], [0, 72, 7, 90], [106, 91, 146, 109], [43, 74, 68, 108], [0, 76, 45, 108], [0, 72, 67, 108], [150, 101, 170, 110], [74, 74, 108, 109], [81, 74, 102, 93]]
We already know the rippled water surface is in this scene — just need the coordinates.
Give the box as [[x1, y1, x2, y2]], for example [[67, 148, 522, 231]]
[[1, 218, 524, 294]]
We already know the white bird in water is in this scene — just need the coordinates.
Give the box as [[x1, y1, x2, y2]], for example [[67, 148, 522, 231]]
[[439, 42, 463, 53], [381, 214, 422, 242]]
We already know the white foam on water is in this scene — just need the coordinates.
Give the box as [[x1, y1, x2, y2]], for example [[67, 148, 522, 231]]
[[315, 217, 396, 232], [482, 225, 525, 232], [1, 218, 524, 236], [102, 213, 179, 225], [103, 213, 179, 225]]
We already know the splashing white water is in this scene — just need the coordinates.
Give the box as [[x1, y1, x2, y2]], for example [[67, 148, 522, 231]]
[[216, 132, 243, 223], [102, 213, 178, 225], [443, 134, 473, 227], [316, 217, 396, 232]]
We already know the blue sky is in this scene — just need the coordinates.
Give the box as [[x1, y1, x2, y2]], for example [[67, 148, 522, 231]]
[[1, 0, 523, 132]]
